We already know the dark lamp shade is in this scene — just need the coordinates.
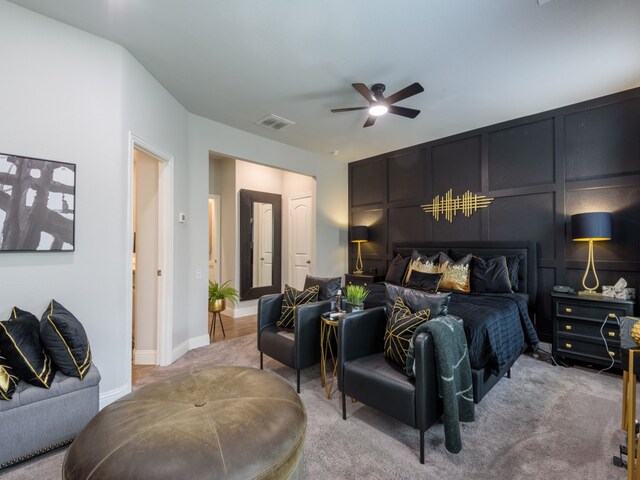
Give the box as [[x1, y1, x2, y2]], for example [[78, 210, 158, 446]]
[[571, 212, 611, 242], [350, 225, 368, 243]]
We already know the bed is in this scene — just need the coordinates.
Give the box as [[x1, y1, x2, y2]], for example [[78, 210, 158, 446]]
[[364, 240, 539, 403]]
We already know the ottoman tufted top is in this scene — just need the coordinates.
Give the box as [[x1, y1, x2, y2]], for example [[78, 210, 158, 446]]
[[63, 366, 307, 480]]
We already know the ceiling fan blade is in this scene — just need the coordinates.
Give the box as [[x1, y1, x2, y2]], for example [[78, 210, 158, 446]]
[[352, 83, 376, 103], [388, 105, 421, 119], [385, 82, 424, 105], [331, 107, 369, 113], [363, 116, 376, 128]]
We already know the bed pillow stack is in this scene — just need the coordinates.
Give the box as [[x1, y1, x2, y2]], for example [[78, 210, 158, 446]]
[[386, 249, 522, 294], [0, 301, 92, 400]]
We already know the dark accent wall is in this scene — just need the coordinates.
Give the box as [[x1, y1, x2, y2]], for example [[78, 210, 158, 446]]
[[349, 88, 640, 342]]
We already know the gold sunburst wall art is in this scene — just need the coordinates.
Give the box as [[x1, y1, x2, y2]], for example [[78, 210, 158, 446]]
[[421, 189, 494, 222]]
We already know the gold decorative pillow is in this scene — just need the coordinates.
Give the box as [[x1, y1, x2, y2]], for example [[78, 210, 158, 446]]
[[277, 284, 320, 329], [404, 250, 441, 284], [0, 359, 18, 401], [438, 253, 472, 293]]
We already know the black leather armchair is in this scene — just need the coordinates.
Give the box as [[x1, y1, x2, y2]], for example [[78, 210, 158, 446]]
[[338, 307, 442, 464], [257, 293, 332, 393]]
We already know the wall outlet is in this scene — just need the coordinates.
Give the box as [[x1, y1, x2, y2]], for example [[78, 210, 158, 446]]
[[195, 269, 202, 280], [178, 212, 187, 223]]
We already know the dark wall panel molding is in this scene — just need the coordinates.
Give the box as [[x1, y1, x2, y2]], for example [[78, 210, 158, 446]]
[[348, 87, 640, 341]]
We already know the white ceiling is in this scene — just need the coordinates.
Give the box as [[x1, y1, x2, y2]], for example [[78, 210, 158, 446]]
[[8, 0, 640, 162]]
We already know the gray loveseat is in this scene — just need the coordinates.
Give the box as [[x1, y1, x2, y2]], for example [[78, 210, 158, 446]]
[[0, 364, 100, 468]]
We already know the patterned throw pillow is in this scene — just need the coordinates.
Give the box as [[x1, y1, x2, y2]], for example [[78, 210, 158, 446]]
[[404, 250, 441, 284], [277, 284, 320, 329], [40, 300, 92, 379], [0, 307, 55, 388], [0, 359, 18, 400], [438, 252, 472, 292], [384, 297, 430, 368]]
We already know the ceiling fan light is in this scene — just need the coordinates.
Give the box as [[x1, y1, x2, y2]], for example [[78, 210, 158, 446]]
[[369, 104, 388, 116]]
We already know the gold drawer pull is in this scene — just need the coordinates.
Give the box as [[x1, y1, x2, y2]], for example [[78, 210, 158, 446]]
[[609, 351, 616, 357], [608, 331, 615, 337], [565, 325, 572, 331], [565, 307, 572, 313], [609, 313, 616, 318], [565, 343, 572, 349]]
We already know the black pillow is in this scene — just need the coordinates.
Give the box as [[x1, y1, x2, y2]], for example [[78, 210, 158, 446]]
[[406, 271, 443, 292], [504, 255, 522, 292], [471, 256, 513, 293], [385, 284, 450, 319], [0, 359, 18, 401], [277, 284, 320, 329], [438, 252, 472, 293], [40, 300, 92, 379], [303, 275, 341, 301], [0, 308, 55, 388], [385, 254, 410, 285], [404, 250, 441, 284], [384, 297, 430, 369]]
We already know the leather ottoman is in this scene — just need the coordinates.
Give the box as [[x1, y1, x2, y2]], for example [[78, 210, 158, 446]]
[[63, 366, 307, 479]]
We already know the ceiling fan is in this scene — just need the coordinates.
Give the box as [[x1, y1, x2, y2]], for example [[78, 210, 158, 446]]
[[331, 82, 424, 127]]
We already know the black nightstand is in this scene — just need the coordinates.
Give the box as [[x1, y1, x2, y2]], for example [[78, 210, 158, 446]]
[[344, 273, 384, 287], [551, 292, 635, 368]]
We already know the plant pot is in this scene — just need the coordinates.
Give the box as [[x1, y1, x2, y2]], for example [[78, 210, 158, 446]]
[[346, 302, 364, 313], [209, 298, 226, 314]]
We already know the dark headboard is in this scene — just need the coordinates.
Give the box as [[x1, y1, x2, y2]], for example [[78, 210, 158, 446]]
[[393, 241, 538, 308]]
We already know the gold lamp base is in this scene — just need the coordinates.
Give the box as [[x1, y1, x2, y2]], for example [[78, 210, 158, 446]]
[[354, 242, 364, 274], [577, 290, 605, 297]]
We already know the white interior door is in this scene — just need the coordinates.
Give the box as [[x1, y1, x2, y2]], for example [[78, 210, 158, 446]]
[[208, 195, 221, 284], [289, 195, 312, 289]]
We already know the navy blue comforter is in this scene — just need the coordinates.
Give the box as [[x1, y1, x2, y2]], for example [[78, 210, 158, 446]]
[[363, 283, 539, 373], [448, 293, 538, 372]]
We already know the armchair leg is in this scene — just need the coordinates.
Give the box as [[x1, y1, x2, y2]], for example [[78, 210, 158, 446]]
[[420, 429, 425, 464], [260, 352, 263, 370], [296, 370, 300, 394], [342, 392, 346, 420], [507, 368, 511, 379]]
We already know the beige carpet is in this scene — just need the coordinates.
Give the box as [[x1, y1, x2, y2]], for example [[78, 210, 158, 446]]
[[0, 333, 627, 479]]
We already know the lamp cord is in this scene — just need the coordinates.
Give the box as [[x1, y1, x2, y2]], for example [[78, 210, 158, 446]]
[[597, 313, 620, 374]]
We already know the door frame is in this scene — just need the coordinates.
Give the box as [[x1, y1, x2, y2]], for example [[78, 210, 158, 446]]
[[126, 133, 174, 381], [288, 192, 314, 285]]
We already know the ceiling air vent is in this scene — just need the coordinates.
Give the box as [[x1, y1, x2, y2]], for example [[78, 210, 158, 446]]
[[256, 114, 295, 131]]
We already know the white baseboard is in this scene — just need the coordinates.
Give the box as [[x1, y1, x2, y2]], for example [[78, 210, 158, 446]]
[[133, 349, 157, 365], [172, 339, 189, 362], [99, 383, 130, 410], [188, 334, 210, 350], [229, 304, 257, 318], [171, 334, 211, 362]]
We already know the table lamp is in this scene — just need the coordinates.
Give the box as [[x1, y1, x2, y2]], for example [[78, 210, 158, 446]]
[[350, 226, 369, 274], [571, 212, 611, 295]]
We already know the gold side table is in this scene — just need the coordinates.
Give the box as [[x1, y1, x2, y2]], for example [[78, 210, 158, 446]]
[[320, 312, 343, 399], [622, 348, 640, 479]]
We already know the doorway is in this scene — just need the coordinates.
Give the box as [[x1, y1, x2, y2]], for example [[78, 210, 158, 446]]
[[127, 134, 174, 390]]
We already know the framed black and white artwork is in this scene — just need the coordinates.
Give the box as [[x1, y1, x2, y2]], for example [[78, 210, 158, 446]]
[[0, 153, 75, 251]]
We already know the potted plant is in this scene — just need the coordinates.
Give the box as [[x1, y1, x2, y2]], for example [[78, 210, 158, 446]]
[[344, 284, 369, 312], [208, 280, 239, 313]]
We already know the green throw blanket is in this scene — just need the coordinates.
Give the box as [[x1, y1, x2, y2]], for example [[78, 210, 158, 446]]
[[411, 314, 474, 453]]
